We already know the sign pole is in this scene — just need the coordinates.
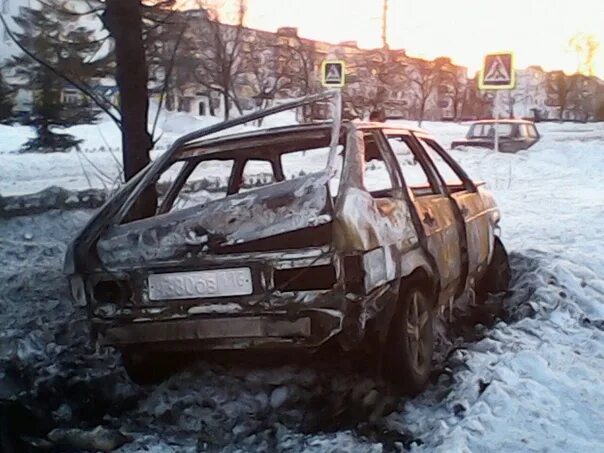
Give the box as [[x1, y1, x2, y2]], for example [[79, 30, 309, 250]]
[[494, 112, 499, 153], [321, 57, 345, 170], [479, 52, 515, 152], [493, 90, 499, 152]]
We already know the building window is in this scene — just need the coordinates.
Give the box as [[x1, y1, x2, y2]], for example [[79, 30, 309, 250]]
[[62, 90, 80, 105]]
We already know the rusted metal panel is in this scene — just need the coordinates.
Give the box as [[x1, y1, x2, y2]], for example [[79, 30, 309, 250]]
[[101, 308, 343, 350], [452, 190, 493, 284], [413, 195, 463, 299], [104, 316, 312, 344], [334, 127, 419, 252]]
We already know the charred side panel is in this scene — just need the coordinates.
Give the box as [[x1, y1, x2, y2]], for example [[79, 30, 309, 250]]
[[333, 126, 424, 294], [413, 195, 463, 304], [452, 190, 493, 284], [334, 187, 418, 252]]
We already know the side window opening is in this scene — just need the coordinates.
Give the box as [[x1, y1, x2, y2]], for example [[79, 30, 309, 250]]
[[418, 138, 468, 191], [240, 159, 276, 192], [155, 161, 186, 212], [497, 124, 514, 137], [328, 148, 344, 197], [169, 159, 234, 212], [280, 144, 344, 196], [119, 158, 236, 223], [362, 133, 395, 197], [386, 134, 437, 197], [468, 124, 481, 138]]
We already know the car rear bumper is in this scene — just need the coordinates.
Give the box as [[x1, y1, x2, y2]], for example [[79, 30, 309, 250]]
[[99, 308, 344, 350]]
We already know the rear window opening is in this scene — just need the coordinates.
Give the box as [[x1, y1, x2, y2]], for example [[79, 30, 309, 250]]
[[120, 131, 344, 224]]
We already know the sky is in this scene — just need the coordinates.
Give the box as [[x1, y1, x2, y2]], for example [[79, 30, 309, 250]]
[[239, 0, 604, 78]]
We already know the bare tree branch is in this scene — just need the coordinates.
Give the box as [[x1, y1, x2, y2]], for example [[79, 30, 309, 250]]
[[0, 13, 122, 129], [37, 0, 104, 16], [151, 22, 187, 142]]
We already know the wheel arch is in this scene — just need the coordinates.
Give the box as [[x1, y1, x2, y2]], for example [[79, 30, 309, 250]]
[[371, 264, 437, 347], [399, 265, 439, 309]]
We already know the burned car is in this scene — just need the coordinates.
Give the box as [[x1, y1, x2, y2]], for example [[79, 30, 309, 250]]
[[451, 119, 540, 152], [65, 91, 510, 393]]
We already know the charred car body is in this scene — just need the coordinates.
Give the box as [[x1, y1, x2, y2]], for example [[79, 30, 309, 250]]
[[66, 92, 510, 393], [451, 119, 540, 153]]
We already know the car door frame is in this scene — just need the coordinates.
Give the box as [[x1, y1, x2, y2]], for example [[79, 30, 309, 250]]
[[334, 126, 434, 297], [382, 128, 468, 306], [412, 132, 494, 291]]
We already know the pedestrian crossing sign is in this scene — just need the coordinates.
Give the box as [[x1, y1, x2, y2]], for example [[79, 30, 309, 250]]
[[321, 60, 345, 87], [479, 52, 515, 90]]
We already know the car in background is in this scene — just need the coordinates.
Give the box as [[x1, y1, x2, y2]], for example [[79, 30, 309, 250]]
[[65, 91, 510, 393], [451, 119, 540, 152]]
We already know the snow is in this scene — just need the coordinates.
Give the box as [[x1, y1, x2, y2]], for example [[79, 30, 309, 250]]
[[1, 117, 603, 451], [0, 104, 298, 196], [384, 120, 604, 452]]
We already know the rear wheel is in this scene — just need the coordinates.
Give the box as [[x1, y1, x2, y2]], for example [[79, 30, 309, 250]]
[[384, 285, 434, 395], [476, 236, 511, 301]]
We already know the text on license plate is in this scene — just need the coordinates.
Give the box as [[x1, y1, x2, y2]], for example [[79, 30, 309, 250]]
[[148, 268, 253, 301]]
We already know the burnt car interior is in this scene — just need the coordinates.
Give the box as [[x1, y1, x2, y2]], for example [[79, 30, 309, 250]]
[[120, 126, 456, 226], [361, 131, 402, 199], [119, 129, 346, 225]]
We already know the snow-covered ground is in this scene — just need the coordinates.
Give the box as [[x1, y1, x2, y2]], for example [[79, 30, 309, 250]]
[[0, 106, 298, 196], [0, 118, 603, 451]]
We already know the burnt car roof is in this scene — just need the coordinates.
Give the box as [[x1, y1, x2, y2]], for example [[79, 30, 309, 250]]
[[469, 119, 536, 125], [183, 121, 430, 151]]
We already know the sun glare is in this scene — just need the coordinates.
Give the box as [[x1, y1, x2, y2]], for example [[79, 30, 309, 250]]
[[238, 0, 604, 77]]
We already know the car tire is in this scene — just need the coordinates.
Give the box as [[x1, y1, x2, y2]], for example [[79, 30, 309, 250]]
[[384, 284, 434, 395], [476, 236, 511, 301]]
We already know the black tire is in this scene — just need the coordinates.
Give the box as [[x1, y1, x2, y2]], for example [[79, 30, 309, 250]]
[[384, 285, 434, 395], [476, 236, 511, 301]]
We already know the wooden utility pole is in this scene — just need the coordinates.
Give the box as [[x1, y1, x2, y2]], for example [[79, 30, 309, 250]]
[[381, 0, 389, 49]]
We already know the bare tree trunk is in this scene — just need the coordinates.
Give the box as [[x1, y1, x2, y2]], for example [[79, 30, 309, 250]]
[[103, 0, 156, 219], [418, 97, 427, 127], [223, 90, 230, 120], [452, 95, 458, 121]]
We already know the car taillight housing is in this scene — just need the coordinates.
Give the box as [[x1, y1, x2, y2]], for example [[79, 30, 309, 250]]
[[92, 279, 132, 305], [273, 264, 337, 291], [343, 254, 364, 294]]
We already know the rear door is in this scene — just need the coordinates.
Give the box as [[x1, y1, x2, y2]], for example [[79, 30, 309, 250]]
[[335, 128, 422, 293], [414, 134, 493, 286], [384, 130, 465, 301], [519, 122, 540, 149]]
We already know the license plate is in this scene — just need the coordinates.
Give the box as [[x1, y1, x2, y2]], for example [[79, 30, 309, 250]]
[[148, 268, 253, 301]]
